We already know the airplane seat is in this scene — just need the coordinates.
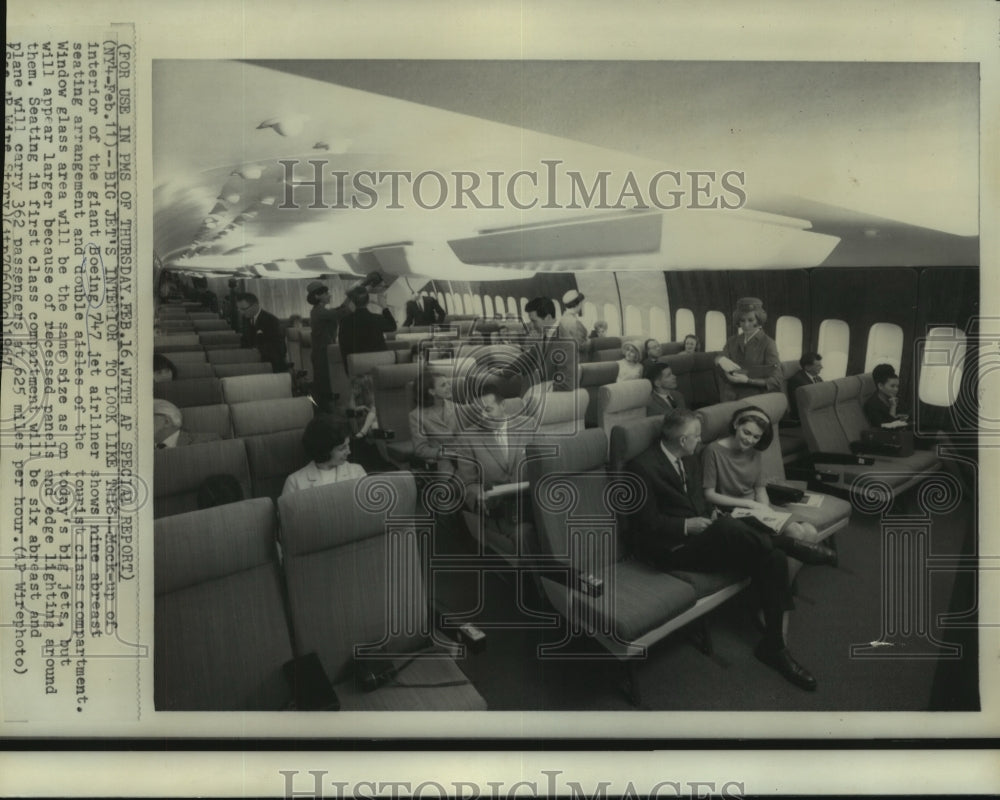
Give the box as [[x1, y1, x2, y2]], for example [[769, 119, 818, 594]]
[[155, 497, 293, 710], [244, 429, 310, 501], [155, 333, 199, 348], [187, 311, 220, 320], [212, 362, 273, 378], [595, 349, 621, 363], [191, 319, 231, 332], [172, 361, 215, 380], [157, 349, 208, 363], [660, 341, 685, 356], [327, 344, 352, 402], [597, 380, 652, 439], [578, 362, 620, 428], [372, 363, 422, 467], [207, 348, 262, 365], [198, 331, 242, 347], [230, 396, 314, 438], [154, 377, 224, 408], [346, 350, 396, 378], [778, 360, 808, 462], [181, 403, 234, 439], [153, 438, 252, 519], [527, 428, 742, 704], [221, 373, 294, 405], [277, 473, 487, 710]]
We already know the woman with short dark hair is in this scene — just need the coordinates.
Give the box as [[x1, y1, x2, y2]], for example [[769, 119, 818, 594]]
[[281, 416, 365, 496]]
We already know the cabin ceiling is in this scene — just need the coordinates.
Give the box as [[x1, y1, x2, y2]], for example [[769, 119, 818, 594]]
[[153, 60, 979, 277]]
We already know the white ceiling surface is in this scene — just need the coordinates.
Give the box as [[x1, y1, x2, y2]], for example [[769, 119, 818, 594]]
[[152, 60, 979, 277]]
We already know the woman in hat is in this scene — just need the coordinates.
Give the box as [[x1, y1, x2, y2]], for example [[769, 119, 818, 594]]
[[616, 340, 645, 382], [716, 297, 784, 402], [558, 289, 589, 352], [307, 280, 355, 412]]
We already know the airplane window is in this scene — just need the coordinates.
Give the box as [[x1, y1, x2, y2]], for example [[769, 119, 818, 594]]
[[494, 295, 506, 315], [817, 318, 849, 379], [864, 322, 904, 374], [464, 293, 475, 315], [918, 326, 965, 407], [675, 308, 695, 340], [624, 305, 643, 336], [776, 315, 803, 361], [705, 310, 726, 351], [509, 296, 519, 317], [521, 297, 529, 318], [474, 295, 486, 318], [482, 296, 494, 317], [583, 301, 598, 327], [649, 306, 669, 342], [603, 303, 621, 336]]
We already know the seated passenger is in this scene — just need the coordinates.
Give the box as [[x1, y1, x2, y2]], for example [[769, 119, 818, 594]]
[[864, 364, 907, 427], [641, 338, 666, 374], [589, 320, 608, 339], [786, 352, 823, 422], [196, 473, 245, 510], [281, 417, 366, 496], [153, 399, 221, 449], [154, 353, 177, 383], [683, 334, 700, 353], [645, 362, 687, 415], [717, 297, 784, 402], [455, 384, 530, 524], [348, 375, 379, 439], [701, 406, 833, 558], [626, 409, 819, 691], [616, 340, 644, 382], [409, 370, 459, 466]]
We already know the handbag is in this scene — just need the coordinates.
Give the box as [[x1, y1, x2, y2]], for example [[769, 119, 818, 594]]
[[767, 483, 805, 505]]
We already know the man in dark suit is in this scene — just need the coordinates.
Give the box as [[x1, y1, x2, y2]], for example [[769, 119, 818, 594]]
[[644, 362, 687, 416], [403, 292, 446, 327], [337, 289, 397, 374], [236, 292, 286, 373], [625, 409, 818, 691], [523, 297, 574, 391], [786, 352, 823, 422]]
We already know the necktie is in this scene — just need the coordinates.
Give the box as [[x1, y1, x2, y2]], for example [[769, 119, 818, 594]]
[[814, 375, 822, 383], [666, 393, 676, 409], [676, 458, 687, 492]]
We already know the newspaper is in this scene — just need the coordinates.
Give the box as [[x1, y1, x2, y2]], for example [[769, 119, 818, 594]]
[[3, 1, 999, 797]]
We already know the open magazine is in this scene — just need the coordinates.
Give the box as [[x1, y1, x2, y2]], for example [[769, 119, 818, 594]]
[[731, 506, 793, 533]]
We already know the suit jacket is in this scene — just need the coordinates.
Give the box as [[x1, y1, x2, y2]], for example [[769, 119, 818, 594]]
[[337, 306, 397, 372], [241, 309, 286, 373], [626, 443, 708, 561], [786, 368, 819, 421], [403, 296, 446, 327], [645, 389, 687, 417]]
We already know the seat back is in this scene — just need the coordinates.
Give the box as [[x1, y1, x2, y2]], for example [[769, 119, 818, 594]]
[[191, 319, 231, 331], [587, 336, 622, 360], [285, 328, 303, 374], [155, 333, 199, 348], [696, 393, 788, 484], [212, 361, 273, 378], [594, 349, 621, 363], [154, 438, 252, 518], [347, 350, 396, 377], [199, 331, 241, 347], [221, 373, 293, 405], [373, 363, 422, 440], [186, 311, 219, 320], [578, 362, 620, 427], [781, 360, 800, 382], [172, 362, 215, 380], [526, 428, 622, 561], [154, 498, 292, 710], [833, 375, 874, 443], [661, 341, 685, 356], [535, 387, 589, 435], [245, 429, 309, 500], [231, 396, 313, 437], [153, 377, 224, 408], [181, 403, 233, 439], [662, 351, 721, 409], [278, 473, 425, 684], [158, 349, 207, 362], [797, 380, 851, 453], [207, 348, 261, 365], [608, 415, 665, 473], [597, 380, 652, 437]]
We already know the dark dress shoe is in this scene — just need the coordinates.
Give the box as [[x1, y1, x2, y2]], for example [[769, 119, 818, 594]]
[[773, 535, 838, 566], [754, 642, 818, 691]]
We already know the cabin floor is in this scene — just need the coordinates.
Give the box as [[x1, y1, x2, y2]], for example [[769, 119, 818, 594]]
[[443, 494, 979, 712]]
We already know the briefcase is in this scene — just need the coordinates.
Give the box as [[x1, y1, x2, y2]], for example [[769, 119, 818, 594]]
[[858, 428, 914, 457]]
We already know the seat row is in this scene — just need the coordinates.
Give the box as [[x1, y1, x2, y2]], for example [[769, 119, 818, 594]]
[[794, 373, 941, 501], [154, 331, 242, 350], [155, 476, 487, 711], [153, 371, 294, 408]]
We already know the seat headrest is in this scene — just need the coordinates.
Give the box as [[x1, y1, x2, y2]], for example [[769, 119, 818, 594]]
[[608, 415, 665, 470], [599, 380, 652, 413], [373, 363, 422, 391], [155, 497, 276, 595], [833, 375, 863, 402], [697, 393, 788, 444], [579, 362, 620, 386], [526, 428, 608, 474], [797, 380, 837, 414]]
